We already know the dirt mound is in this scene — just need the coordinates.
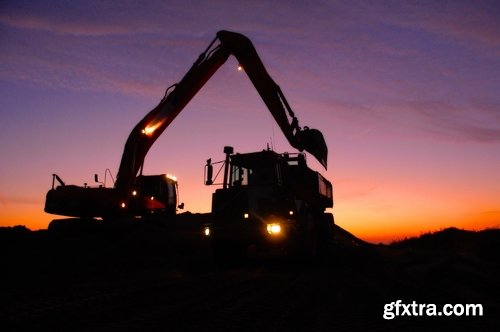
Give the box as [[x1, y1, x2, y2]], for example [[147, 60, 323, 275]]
[[390, 227, 500, 262]]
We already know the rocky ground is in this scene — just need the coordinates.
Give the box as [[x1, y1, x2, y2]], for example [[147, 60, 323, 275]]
[[1, 215, 498, 331]]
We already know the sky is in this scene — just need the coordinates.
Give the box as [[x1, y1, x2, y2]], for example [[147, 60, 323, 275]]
[[1, 0, 499, 243]]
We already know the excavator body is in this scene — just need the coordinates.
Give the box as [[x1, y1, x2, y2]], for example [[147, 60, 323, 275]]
[[45, 174, 179, 219]]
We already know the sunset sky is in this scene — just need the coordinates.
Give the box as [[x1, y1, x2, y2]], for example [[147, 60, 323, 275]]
[[1, 0, 499, 243]]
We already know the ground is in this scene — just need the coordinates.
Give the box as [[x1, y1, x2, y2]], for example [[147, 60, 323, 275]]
[[1, 215, 498, 331]]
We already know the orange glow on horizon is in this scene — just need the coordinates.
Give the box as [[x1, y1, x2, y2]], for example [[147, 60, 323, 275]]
[[1, 163, 498, 245], [1, 205, 52, 231], [1, 198, 497, 245]]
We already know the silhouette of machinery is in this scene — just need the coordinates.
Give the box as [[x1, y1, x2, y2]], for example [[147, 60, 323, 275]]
[[45, 31, 331, 235], [205, 146, 333, 261]]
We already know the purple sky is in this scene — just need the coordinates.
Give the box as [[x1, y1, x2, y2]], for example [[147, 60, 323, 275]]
[[1, 0, 499, 242]]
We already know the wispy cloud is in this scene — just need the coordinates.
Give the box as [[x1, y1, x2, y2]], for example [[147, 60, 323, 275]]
[[2, 0, 499, 143], [405, 1, 500, 48], [350, 0, 500, 49], [0, 50, 163, 98], [403, 100, 500, 143], [309, 96, 500, 144], [0, 0, 167, 37], [0, 13, 142, 36]]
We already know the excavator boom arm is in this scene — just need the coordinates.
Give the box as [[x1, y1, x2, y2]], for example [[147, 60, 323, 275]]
[[115, 31, 327, 194], [216, 31, 327, 166]]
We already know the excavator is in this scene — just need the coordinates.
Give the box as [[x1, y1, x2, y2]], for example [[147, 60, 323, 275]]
[[45, 30, 329, 230]]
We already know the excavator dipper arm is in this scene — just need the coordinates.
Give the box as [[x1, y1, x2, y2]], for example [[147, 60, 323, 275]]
[[216, 31, 328, 168], [115, 30, 327, 194]]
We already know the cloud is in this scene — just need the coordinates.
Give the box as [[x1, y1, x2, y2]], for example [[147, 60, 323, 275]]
[[416, 1, 500, 48], [377, 0, 500, 49], [0, 13, 138, 36], [2, 0, 499, 145], [309, 96, 500, 144], [0, 1, 168, 36], [335, 178, 379, 200], [398, 100, 500, 143], [0, 51, 163, 98], [0, 1, 304, 38]]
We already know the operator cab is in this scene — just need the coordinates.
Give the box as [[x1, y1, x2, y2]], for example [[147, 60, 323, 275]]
[[130, 174, 180, 216], [229, 150, 282, 187], [205, 147, 310, 189]]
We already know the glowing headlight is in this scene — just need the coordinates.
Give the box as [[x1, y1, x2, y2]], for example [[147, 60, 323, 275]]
[[120, 202, 126, 208], [266, 223, 281, 235], [243, 213, 249, 219], [204, 226, 211, 237]]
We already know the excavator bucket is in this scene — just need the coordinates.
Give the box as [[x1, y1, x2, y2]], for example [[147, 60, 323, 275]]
[[295, 128, 328, 169]]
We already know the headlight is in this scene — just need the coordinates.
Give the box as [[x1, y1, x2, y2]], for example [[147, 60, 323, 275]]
[[266, 223, 281, 235]]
